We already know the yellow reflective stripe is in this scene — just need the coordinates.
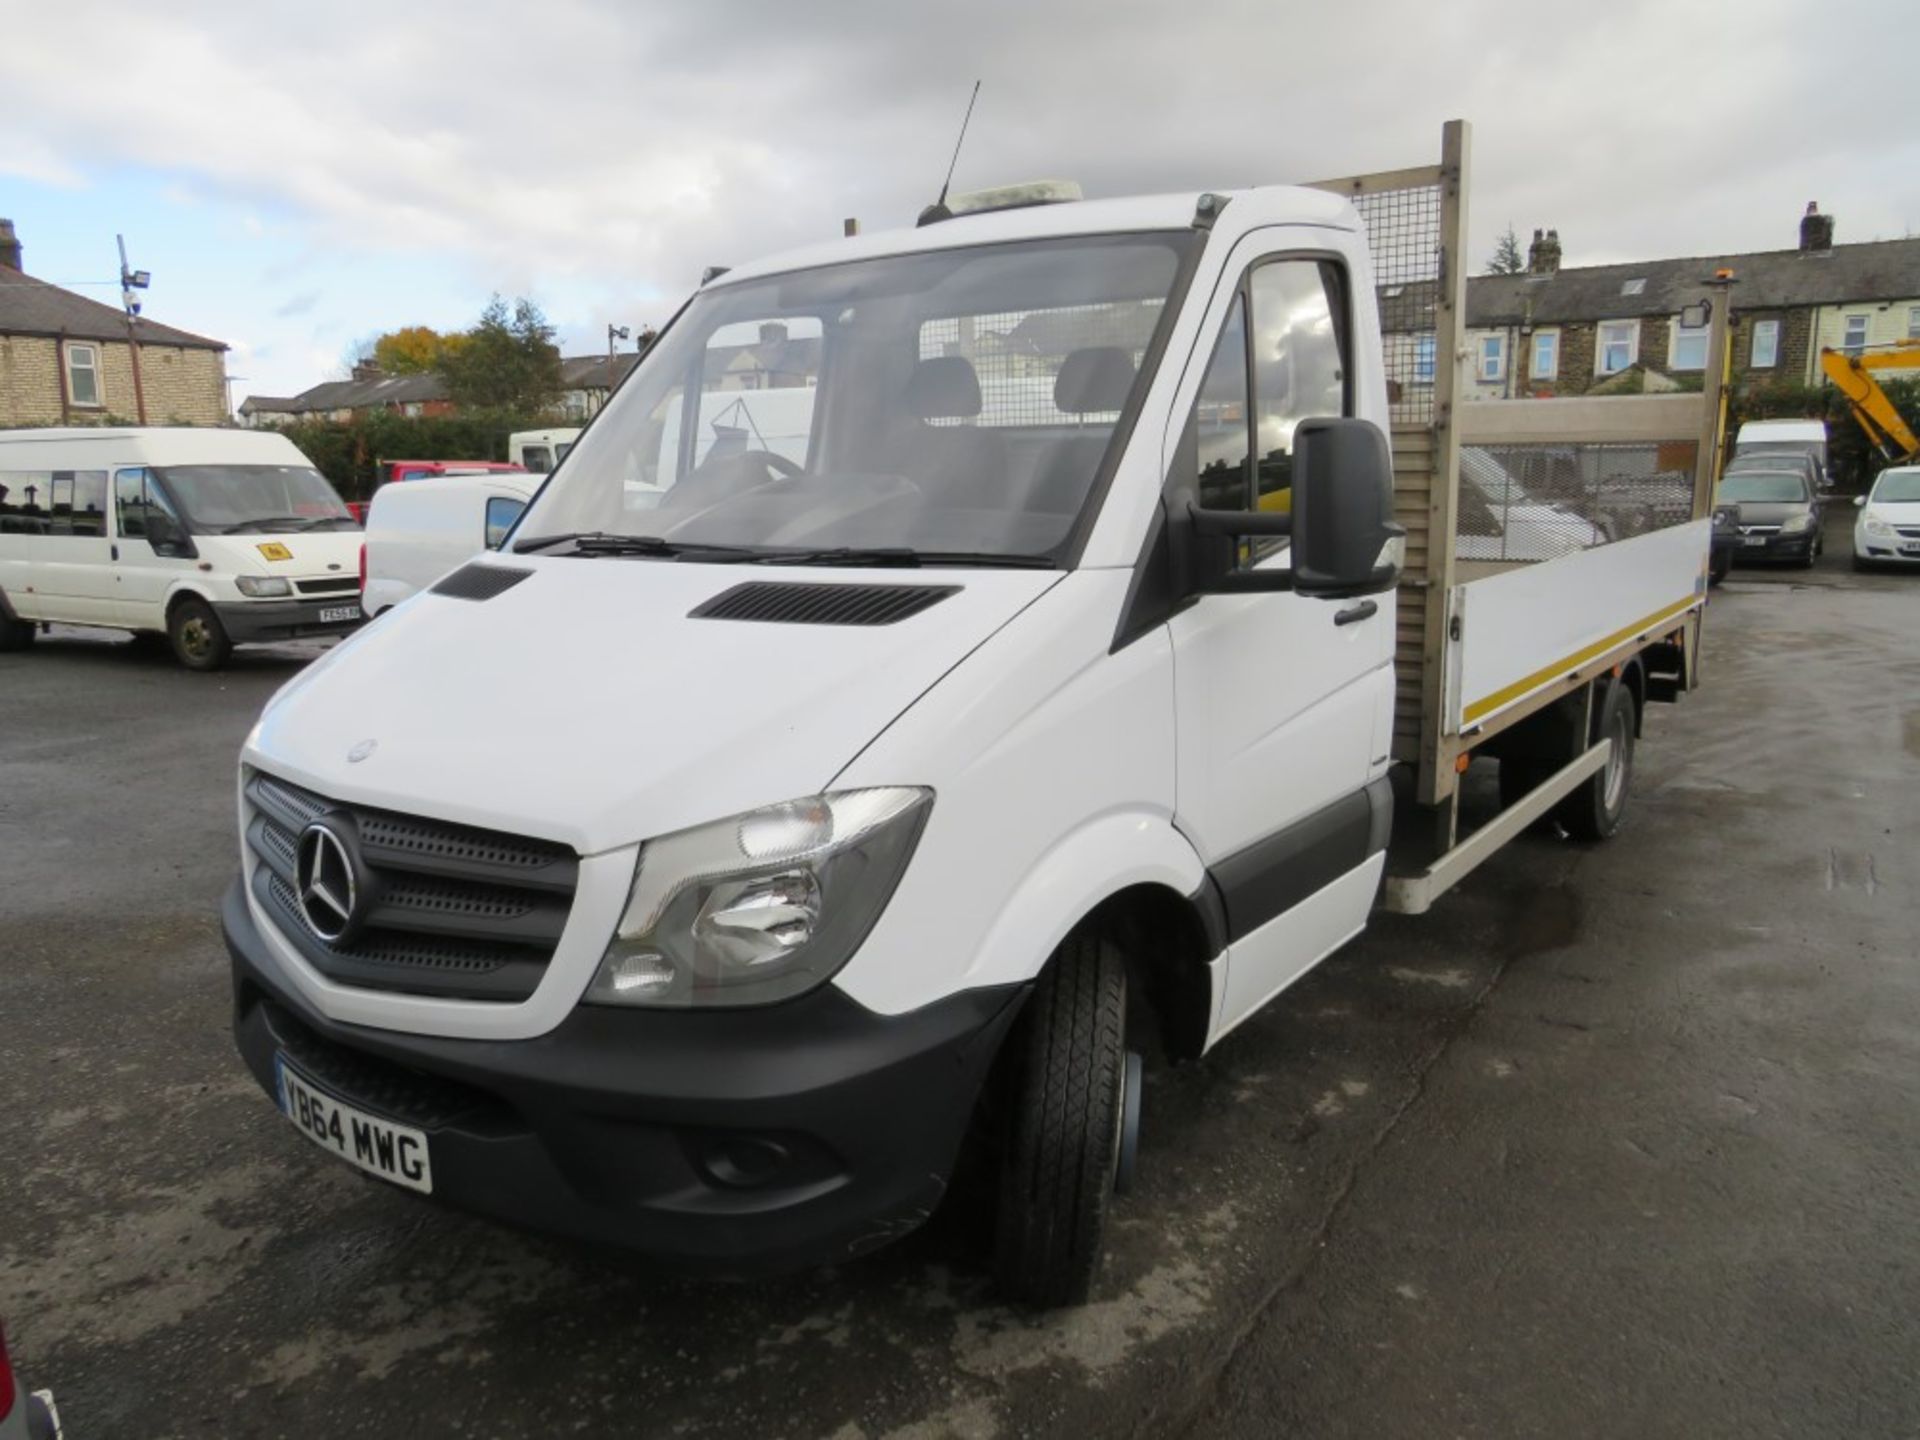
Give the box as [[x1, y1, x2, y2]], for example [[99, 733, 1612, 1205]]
[[1462, 596, 1699, 725]]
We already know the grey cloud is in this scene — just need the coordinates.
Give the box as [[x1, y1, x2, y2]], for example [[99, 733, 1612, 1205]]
[[274, 289, 320, 318]]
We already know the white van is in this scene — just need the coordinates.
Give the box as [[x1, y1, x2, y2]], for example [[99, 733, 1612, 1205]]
[[223, 164, 1708, 1306], [361, 470, 542, 616], [0, 428, 364, 669], [1733, 418, 1828, 486], [507, 429, 582, 474]]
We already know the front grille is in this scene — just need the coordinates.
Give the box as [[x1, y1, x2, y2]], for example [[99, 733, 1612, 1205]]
[[245, 772, 577, 1003], [1738, 525, 1781, 536], [1895, 526, 1920, 540], [294, 577, 360, 595]]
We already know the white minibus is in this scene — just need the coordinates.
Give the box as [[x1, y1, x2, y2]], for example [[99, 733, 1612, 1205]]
[[0, 428, 364, 669]]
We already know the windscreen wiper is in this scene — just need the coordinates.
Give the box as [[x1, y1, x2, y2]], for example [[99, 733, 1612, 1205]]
[[751, 546, 1057, 569], [511, 531, 759, 559], [221, 516, 310, 534]]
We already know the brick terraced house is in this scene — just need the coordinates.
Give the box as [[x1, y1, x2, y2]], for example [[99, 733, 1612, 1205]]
[[0, 219, 230, 426], [1453, 205, 1920, 400]]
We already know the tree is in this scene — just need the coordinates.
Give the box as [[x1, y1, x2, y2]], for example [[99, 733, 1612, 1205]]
[[1485, 224, 1526, 276], [373, 325, 462, 375], [440, 296, 563, 411]]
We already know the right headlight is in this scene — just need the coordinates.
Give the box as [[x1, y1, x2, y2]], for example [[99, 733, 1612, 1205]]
[[1778, 512, 1814, 534], [586, 787, 932, 1009], [1864, 515, 1894, 538]]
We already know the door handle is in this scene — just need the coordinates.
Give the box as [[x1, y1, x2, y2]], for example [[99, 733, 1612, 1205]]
[[1333, 600, 1378, 627], [111, 543, 120, 561]]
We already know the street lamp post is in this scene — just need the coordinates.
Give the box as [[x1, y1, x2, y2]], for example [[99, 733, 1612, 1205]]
[[117, 234, 151, 424], [605, 324, 630, 417]]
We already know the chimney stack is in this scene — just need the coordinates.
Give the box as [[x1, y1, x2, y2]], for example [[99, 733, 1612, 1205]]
[[1527, 226, 1562, 275], [350, 360, 383, 382], [0, 219, 21, 272], [1799, 201, 1834, 252]]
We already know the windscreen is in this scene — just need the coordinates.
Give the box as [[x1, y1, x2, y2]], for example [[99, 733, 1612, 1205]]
[[1871, 469, 1920, 503], [1717, 471, 1808, 504], [155, 465, 357, 534], [517, 232, 1194, 564]]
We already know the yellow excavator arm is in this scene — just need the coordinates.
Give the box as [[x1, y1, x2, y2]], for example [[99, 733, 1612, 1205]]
[[1818, 342, 1920, 465]]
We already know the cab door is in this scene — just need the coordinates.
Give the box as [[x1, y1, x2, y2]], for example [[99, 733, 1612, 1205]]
[[112, 467, 196, 629], [1165, 237, 1395, 1041]]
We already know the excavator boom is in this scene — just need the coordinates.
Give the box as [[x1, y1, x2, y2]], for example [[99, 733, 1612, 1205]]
[[1818, 342, 1920, 465]]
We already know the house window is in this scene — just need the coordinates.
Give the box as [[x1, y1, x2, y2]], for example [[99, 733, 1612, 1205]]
[[1598, 320, 1638, 376], [66, 343, 101, 407], [1413, 333, 1436, 384], [1620, 278, 1646, 296], [1842, 313, 1869, 357], [1477, 334, 1506, 382], [1908, 306, 1920, 340], [1670, 315, 1709, 371], [1750, 319, 1780, 369], [1531, 329, 1559, 381]]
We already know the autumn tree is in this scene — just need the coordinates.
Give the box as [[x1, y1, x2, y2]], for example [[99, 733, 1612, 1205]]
[[373, 325, 463, 374], [440, 297, 563, 411]]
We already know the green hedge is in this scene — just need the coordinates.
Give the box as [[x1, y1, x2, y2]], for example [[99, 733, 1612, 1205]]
[[1731, 376, 1920, 491], [274, 410, 559, 501]]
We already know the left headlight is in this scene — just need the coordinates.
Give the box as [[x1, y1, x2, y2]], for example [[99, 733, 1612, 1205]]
[[587, 788, 932, 1009], [236, 575, 291, 598], [1778, 512, 1815, 535]]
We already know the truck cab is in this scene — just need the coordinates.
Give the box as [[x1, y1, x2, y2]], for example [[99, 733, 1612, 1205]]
[[224, 151, 1707, 1305]]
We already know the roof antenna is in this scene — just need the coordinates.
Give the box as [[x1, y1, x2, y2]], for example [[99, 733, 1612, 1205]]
[[918, 80, 981, 227]]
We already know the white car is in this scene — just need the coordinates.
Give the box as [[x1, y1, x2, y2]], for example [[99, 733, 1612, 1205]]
[[0, 427, 364, 669], [1456, 446, 1605, 562], [361, 470, 543, 616], [1853, 465, 1920, 568]]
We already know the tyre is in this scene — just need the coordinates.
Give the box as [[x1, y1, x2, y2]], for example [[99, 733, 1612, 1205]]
[[1708, 549, 1731, 586], [1559, 678, 1635, 842], [1852, 554, 1871, 573], [168, 596, 233, 671], [0, 613, 35, 652], [992, 931, 1128, 1308]]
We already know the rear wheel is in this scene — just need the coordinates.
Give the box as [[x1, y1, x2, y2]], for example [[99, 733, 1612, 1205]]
[[1559, 678, 1635, 841], [992, 931, 1129, 1308], [168, 597, 232, 671], [0, 613, 36, 652]]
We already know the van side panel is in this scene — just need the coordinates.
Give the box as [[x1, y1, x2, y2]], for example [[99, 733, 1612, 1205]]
[[830, 569, 1185, 1015]]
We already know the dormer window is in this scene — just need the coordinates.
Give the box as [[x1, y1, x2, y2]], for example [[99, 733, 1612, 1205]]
[[1620, 278, 1647, 297]]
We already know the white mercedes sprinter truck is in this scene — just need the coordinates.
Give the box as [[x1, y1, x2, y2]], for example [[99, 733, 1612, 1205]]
[[226, 125, 1712, 1305]]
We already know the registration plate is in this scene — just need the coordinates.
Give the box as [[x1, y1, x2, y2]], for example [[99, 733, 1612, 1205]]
[[317, 604, 361, 624], [276, 1056, 432, 1193], [1742, 536, 1767, 547]]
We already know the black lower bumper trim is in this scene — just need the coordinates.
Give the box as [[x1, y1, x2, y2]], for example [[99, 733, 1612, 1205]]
[[224, 877, 1025, 1276], [215, 599, 364, 643]]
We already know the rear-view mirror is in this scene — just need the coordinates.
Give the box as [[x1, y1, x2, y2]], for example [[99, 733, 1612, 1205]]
[[1290, 418, 1403, 599]]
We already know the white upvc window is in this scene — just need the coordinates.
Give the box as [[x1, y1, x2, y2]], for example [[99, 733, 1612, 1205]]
[[1413, 333, 1436, 384], [1908, 305, 1920, 340], [1477, 333, 1506, 382], [1750, 319, 1780, 369], [1842, 313, 1869, 357], [65, 342, 102, 407], [1530, 328, 1559, 381], [1597, 320, 1639, 376], [1670, 315, 1709, 371]]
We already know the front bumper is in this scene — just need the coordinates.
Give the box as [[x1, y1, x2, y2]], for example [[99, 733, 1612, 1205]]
[[1855, 529, 1920, 564], [224, 878, 1024, 1276], [1730, 529, 1816, 563], [214, 598, 364, 644]]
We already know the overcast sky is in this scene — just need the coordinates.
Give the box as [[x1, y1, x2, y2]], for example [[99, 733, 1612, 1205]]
[[3, 0, 1915, 405]]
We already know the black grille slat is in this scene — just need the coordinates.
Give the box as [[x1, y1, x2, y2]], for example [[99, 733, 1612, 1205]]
[[244, 771, 577, 1004], [431, 564, 533, 601], [690, 581, 960, 626], [294, 577, 360, 595]]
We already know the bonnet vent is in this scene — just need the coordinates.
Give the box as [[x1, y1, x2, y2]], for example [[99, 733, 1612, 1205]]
[[431, 564, 533, 601], [690, 581, 960, 626]]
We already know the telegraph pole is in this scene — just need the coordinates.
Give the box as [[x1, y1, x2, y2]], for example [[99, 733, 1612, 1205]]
[[605, 323, 630, 417], [117, 234, 151, 424]]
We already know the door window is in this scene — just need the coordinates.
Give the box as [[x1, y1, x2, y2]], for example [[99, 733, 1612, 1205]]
[[47, 470, 109, 536], [116, 467, 186, 546], [522, 446, 553, 473], [485, 496, 526, 549], [1250, 260, 1347, 514]]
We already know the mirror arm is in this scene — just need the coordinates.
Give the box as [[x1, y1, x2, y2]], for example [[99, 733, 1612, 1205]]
[[1186, 502, 1293, 539], [1207, 567, 1295, 594]]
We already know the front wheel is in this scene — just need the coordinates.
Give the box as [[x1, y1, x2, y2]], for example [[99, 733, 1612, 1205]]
[[1708, 549, 1731, 586], [1559, 678, 1635, 841], [992, 932, 1129, 1308], [168, 597, 233, 671], [0, 613, 36, 652]]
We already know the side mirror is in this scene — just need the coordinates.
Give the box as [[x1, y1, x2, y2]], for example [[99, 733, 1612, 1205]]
[[1181, 418, 1402, 597], [1854, 495, 1866, 508], [1291, 418, 1403, 598], [147, 513, 197, 559]]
